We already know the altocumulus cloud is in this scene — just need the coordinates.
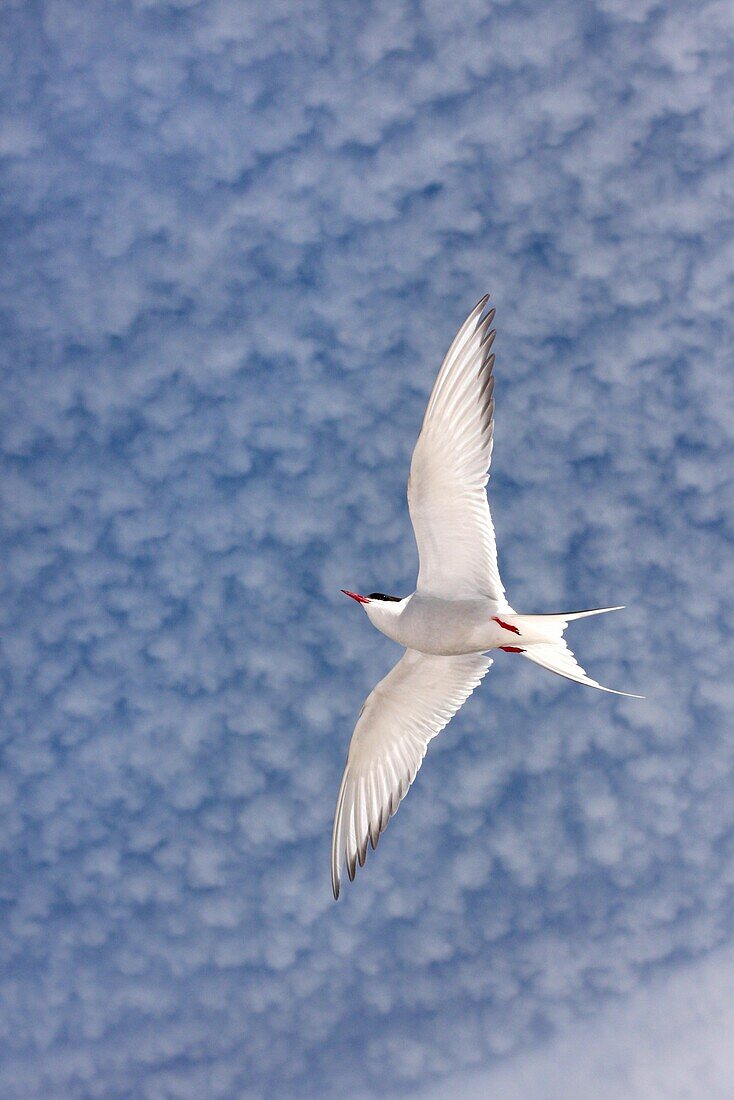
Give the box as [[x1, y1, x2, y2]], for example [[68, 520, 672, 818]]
[[1, 1, 733, 1097], [425, 940, 734, 1100]]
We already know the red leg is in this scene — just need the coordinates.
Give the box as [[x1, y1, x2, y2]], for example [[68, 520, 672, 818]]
[[500, 645, 525, 653], [493, 616, 521, 636]]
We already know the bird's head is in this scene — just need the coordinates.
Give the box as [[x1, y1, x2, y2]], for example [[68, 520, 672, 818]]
[[341, 590, 405, 624]]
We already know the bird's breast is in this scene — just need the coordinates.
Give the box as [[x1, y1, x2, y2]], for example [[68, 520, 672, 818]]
[[381, 596, 500, 656]]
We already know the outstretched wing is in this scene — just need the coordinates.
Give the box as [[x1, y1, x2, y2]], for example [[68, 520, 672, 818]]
[[331, 649, 492, 899], [408, 296, 509, 606]]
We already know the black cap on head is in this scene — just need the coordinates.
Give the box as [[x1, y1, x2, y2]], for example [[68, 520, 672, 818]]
[[367, 593, 401, 602]]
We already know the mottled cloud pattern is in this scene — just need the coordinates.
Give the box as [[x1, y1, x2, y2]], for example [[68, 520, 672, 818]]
[[1, 1, 733, 1097]]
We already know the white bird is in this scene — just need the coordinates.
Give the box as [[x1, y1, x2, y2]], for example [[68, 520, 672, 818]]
[[332, 296, 641, 899]]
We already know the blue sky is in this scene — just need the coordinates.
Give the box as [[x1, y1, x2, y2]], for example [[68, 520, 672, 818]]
[[1, 1, 733, 1097]]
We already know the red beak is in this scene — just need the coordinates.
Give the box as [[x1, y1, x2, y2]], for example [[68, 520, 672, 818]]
[[341, 589, 370, 604]]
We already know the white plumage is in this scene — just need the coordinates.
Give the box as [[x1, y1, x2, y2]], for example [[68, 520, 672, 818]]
[[332, 297, 641, 899], [408, 296, 507, 605]]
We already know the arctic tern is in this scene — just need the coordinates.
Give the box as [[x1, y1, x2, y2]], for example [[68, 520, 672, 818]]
[[332, 296, 641, 899]]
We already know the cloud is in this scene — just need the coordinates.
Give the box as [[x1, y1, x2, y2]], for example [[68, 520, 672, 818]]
[[1, 0, 733, 1096], [424, 941, 734, 1100]]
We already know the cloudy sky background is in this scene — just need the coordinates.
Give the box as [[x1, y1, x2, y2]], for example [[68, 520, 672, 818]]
[[2, 1, 734, 1096]]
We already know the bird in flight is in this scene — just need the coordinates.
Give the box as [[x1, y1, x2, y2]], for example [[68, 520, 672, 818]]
[[332, 296, 641, 899]]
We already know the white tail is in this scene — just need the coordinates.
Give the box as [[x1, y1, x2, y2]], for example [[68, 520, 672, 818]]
[[514, 607, 643, 698]]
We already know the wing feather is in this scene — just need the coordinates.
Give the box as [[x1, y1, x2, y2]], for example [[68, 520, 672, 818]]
[[331, 649, 492, 898], [408, 297, 509, 605]]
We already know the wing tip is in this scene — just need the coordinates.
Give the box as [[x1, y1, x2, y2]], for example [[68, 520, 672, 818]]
[[480, 327, 496, 351], [602, 687, 645, 699], [331, 766, 350, 901]]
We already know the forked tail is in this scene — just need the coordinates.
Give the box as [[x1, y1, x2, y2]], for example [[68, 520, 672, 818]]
[[514, 607, 643, 698]]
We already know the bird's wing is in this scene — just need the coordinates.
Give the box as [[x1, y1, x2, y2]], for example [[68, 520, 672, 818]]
[[407, 296, 509, 605], [331, 648, 492, 898]]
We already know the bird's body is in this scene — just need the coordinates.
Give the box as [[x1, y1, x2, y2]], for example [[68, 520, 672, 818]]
[[363, 595, 627, 656], [332, 296, 641, 899], [364, 593, 504, 655], [364, 594, 534, 654]]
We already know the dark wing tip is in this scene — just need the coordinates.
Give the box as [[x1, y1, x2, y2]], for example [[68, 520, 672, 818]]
[[480, 327, 496, 351]]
